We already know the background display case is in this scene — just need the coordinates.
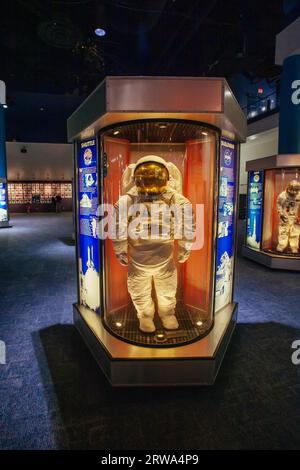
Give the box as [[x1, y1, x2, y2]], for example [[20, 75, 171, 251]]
[[243, 155, 300, 270], [7, 181, 73, 212], [68, 77, 246, 386]]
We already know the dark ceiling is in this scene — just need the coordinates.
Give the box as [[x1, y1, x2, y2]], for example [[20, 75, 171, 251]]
[[1, 0, 285, 96]]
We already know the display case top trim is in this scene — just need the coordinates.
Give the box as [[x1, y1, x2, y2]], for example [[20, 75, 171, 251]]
[[246, 154, 300, 171], [67, 76, 246, 143]]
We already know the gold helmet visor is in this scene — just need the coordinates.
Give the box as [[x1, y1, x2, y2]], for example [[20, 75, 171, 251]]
[[134, 162, 169, 194]]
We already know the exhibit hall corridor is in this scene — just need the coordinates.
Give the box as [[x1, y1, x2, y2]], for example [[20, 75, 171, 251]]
[[0, 214, 300, 449]]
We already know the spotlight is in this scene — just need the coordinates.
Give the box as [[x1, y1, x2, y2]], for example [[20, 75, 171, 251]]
[[95, 28, 106, 37]]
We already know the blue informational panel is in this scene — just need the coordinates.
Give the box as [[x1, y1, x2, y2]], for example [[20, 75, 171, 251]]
[[0, 181, 8, 222], [246, 171, 264, 250], [77, 139, 100, 312], [215, 139, 236, 312]]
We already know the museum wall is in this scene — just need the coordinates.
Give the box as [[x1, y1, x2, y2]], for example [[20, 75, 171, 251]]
[[239, 128, 279, 194], [6, 142, 73, 181], [6, 142, 73, 212]]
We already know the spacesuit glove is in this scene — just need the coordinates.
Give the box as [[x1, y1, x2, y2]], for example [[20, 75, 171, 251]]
[[178, 250, 191, 263], [117, 252, 128, 266]]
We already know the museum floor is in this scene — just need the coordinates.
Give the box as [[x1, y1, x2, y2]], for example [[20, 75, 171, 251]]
[[0, 213, 300, 450]]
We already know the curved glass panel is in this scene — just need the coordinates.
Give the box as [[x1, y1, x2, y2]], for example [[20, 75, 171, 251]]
[[262, 168, 300, 256], [100, 120, 218, 347]]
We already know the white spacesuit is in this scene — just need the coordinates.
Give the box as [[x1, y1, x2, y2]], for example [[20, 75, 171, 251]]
[[276, 180, 300, 254], [112, 155, 195, 333]]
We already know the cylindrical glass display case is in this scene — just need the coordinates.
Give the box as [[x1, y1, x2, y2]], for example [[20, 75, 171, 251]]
[[100, 120, 217, 346], [243, 155, 300, 270]]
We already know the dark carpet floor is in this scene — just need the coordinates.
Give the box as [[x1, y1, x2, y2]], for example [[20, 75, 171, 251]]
[[0, 214, 299, 450]]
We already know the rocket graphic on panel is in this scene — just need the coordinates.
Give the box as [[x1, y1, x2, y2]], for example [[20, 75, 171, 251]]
[[215, 251, 233, 312], [247, 216, 260, 249], [80, 244, 100, 312]]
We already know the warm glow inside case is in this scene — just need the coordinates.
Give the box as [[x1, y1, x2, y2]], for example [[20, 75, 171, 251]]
[[100, 121, 218, 346], [262, 169, 300, 255]]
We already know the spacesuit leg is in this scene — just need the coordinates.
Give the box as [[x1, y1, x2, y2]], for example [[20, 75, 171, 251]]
[[289, 222, 300, 253], [127, 262, 156, 332], [277, 223, 289, 252], [153, 258, 179, 329]]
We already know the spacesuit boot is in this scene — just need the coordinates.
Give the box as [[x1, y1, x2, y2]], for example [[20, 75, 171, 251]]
[[161, 315, 179, 330], [139, 317, 156, 333]]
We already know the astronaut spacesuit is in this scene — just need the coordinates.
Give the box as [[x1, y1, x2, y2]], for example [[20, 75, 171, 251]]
[[112, 155, 195, 333], [276, 180, 300, 254]]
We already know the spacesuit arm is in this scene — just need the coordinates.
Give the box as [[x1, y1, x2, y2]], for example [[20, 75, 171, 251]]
[[112, 195, 130, 265], [173, 194, 195, 263]]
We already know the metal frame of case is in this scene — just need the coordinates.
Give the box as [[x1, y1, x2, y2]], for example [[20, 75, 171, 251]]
[[68, 76, 246, 386], [242, 154, 300, 271]]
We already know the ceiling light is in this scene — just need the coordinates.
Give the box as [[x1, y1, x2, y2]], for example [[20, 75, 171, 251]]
[[201, 131, 208, 136], [159, 124, 168, 129], [95, 28, 106, 37], [196, 321, 203, 327], [250, 110, 257, 118], [115, 322, 122, 328], [113, 130, 120, 135], [3, 104, 7, 109]]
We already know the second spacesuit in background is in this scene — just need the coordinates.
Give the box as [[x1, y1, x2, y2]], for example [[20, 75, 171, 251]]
[[276, 180, 300, 253], [113, 155, 195, 333]]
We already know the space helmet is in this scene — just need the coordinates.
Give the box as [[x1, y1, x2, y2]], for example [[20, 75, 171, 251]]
[[134, 155, 169, 195], [287, 179, 300, 196]]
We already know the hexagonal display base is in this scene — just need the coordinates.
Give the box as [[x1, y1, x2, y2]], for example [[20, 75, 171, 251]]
[[73, 302, 237, 387]]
